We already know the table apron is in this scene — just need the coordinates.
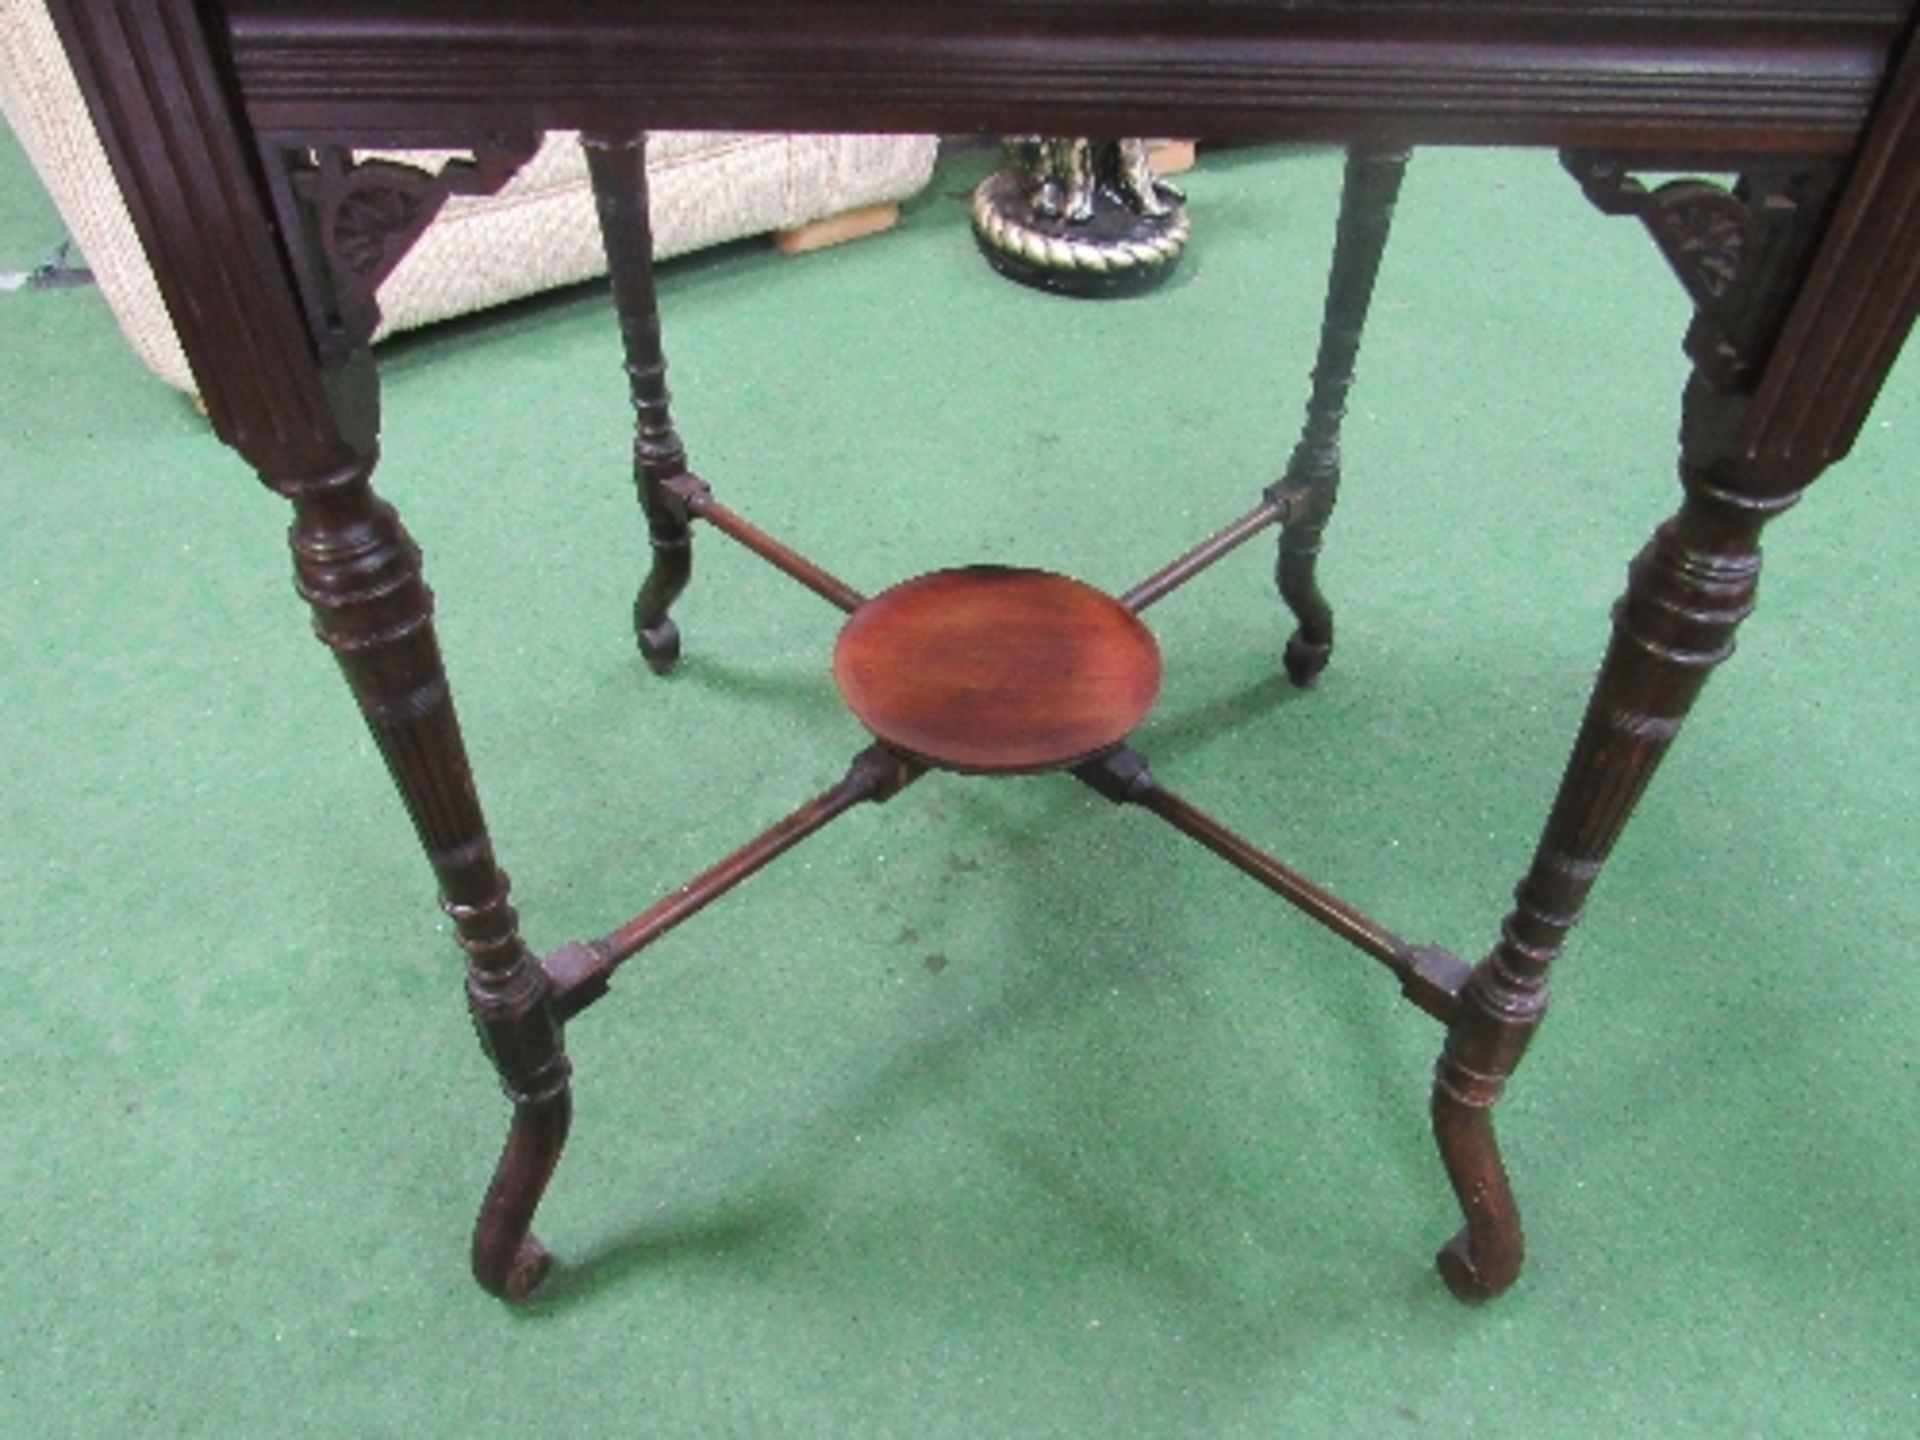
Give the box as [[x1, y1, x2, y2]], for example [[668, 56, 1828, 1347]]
[[223, 6, 1903, 155]]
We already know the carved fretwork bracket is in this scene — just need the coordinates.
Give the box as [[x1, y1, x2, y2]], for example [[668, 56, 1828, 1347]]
[[1561, 152, 1839, 394], [265, 134, 540, 367]]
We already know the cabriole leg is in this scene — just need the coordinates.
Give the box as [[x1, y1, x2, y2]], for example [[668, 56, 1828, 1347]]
[[1274, 145, 1409, 685], [272, 403, 571, 1302], [583, 130, 695, 673]]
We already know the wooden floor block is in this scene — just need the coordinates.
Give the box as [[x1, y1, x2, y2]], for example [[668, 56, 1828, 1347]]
[[1148, 138, 1198, 175], [774, 201, 902, 255]]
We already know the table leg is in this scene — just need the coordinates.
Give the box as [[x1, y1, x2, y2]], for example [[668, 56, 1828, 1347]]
[[1273, 145, 1409, 685], [1432, 374, 1816, 1301], [1430, 137, 1871, 1301], [584, 131, 695, 673], [277, 414, 571, 1301]]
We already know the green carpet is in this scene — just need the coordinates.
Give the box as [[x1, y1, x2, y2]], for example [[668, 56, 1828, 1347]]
[[3, 129, 1916, 1438]]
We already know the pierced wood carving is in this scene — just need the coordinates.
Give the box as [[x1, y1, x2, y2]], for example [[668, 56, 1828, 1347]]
[[1562, 152, 1838, 391], [273, 134, 539, 364], [1564, 157, 1751, 306]]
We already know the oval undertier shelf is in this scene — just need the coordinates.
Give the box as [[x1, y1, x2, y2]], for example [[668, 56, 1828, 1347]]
[[831, 566, 1163, 774]]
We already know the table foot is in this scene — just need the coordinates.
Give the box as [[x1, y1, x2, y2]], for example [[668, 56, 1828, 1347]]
[[1282, 629, 1332, 687], [472, 1090, 572, 1302], [632, 525, 691, 672], [1273, 498, 1335, 686], [1431, 1073, 1525, 1303], [1436, 1226, 1513, 1305], [635, 611, 683, 674]]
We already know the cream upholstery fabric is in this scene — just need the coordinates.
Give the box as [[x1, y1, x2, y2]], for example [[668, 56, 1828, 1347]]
[[1, 0, 936, 392]]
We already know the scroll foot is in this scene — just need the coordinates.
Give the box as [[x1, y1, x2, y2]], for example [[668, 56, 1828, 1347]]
[[636, 613, 682, 674], [1282, 629, 1332, 687], [1436, 1227, 1506, 1305], [632, 535, 691, 674], [1431, 1079, 1525, 1303], [1275, 520, 1334, 686], [472, 1089, 572, 1303]]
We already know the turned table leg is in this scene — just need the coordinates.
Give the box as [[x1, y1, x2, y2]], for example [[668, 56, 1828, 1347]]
[[270, 399, 572, 1301], [583, 131, 696, 673], [41, 0, 575, 1302], [1433, 376, 1820, 1301], [1273, 145, 1409, 685], [1428, 138, 1879, 1301]]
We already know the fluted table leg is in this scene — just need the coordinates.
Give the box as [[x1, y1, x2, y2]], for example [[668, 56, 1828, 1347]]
[[268, 390, 572, 1302], [1432, 376, 1816, 1301]]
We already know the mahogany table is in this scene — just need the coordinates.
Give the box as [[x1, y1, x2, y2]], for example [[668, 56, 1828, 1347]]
[[47, 0, 1920, 1305]]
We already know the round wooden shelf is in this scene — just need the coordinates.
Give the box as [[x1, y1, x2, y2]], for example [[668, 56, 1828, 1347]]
[[832, 566, 1162, 774]]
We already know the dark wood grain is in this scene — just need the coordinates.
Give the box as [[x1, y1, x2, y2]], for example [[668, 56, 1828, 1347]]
[[224, 1, 1904, 152], [1742, 26, 1920, 471], [45, 0, 580, 1305], [583, 131, 697, 674], [45, 0, 1920, 1307], [1075, 748, 1473, 1021], [1119, 498, 1282, 613], [1273, 144, 1409, 686], [545, 747, 921, 1019], [669, 476, 867, 615]]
